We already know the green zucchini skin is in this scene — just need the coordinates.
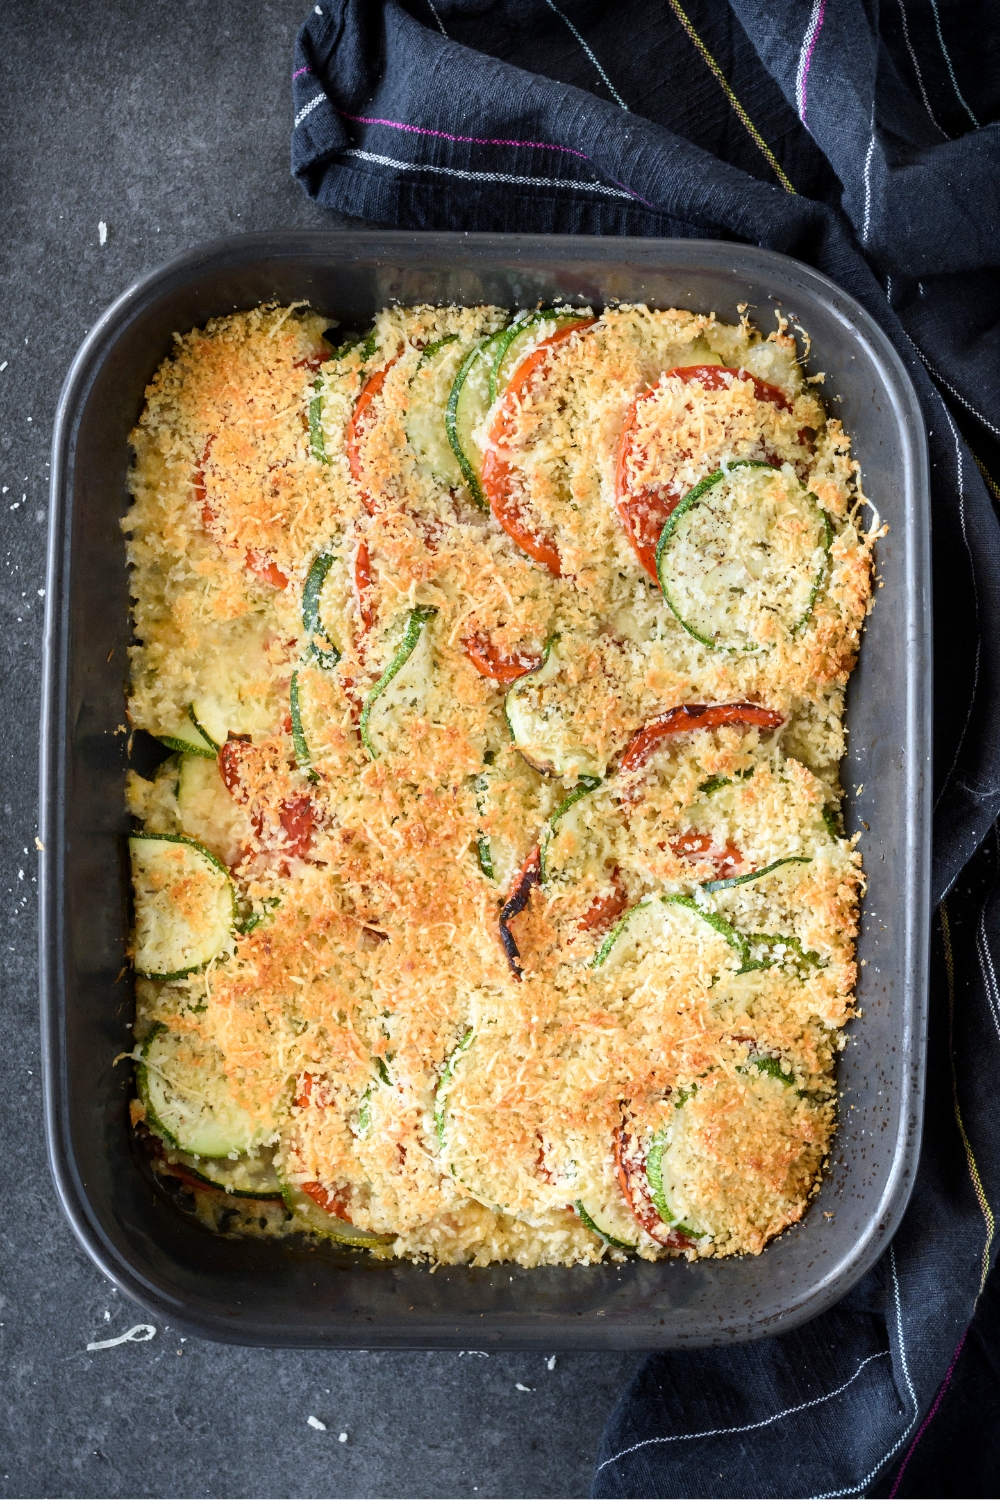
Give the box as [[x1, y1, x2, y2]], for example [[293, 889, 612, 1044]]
[[136, 1022, 180, 1147], [419, 333, 460, 364], [360, 605, 438, 760], [309, 377, 329, 464], [573, 1199, 635, 1252], [645, 1130, 703, 1239], [186, 703, 221, 754], [739, 932, 822, 976], [157, 711, 216, 759], [503, 635, 602, 780], [487, 311, 541, 405], [740, 1053, 795, 1084], [488, 310, 588, 404], [476, 834, 495, 880], [655, 460, 772, 649], [356, 1057, 392, 1136], [538, 775, 602, 883], [302, 552, 341, 669], [444, 327, 509, 510], [434, 1028, 474, 1149], [289, 670, 319, 784], [590, 864, 818, 979], [279, 1177, 396, 1247], [701, 855, 811, 894]]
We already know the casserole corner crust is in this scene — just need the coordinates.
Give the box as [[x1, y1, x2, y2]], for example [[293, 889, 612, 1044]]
[[124, 300, 874, 1265]]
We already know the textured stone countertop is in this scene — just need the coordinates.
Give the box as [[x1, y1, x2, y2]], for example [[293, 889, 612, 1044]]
[[0, 3, 640, 1495]]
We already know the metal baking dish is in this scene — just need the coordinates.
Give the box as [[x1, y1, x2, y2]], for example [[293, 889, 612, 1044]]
[[39, 231, 931, 1349]]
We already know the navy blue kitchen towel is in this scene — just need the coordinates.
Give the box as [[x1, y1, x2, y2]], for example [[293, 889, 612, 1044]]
[[289, 5, 1000, 1494]]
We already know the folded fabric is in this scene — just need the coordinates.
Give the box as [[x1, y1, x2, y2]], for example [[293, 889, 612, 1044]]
[[290, 5, 1000, 1494]]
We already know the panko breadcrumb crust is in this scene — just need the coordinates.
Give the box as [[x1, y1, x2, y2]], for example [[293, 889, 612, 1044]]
[[124, 302, 875, 1266]]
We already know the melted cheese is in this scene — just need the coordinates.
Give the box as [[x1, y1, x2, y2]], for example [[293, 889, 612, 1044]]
[[124, 301, 874, 1265]]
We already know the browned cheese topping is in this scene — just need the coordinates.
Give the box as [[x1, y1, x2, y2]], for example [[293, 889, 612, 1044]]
[[125, 301, 875, 1265]]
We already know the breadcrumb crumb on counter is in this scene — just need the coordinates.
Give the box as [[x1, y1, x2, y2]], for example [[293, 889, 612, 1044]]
[[124, 301, 876, 1266]]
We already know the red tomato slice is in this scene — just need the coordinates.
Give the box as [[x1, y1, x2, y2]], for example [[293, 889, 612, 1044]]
[[301, 1180, 354, 1220], [294, 352, 325, 373], [245, 549, 289, 590], [536, 1133, 557, 1185], [193, 437, 216, 531], [294, 1071, 322, 1109], [347, 356, 401, 514], [463, 634, 542, 686], [578, 869, 629, 932], [278, 796, 315, 861], [354, 538, 374, 633], [613, 1125, 695, 1249], [481, 320, 596, 576], [665, 365, 792, 411], [669, 831, 744, 877], [615, 365, 794, 580], [618, 703, 784, 779], [217, 733, 255, 800]]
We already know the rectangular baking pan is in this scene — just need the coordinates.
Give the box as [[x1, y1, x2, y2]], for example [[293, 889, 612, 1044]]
[[39, 232, 931, 1349]]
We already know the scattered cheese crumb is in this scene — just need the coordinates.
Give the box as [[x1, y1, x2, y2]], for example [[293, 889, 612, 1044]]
[[307, 1415, 327, 1431], [515, 1383, 534, 1392], [98, 221, 108, 246], [338, 1432, 348, 1443], [86, 1323, 156, 1351]]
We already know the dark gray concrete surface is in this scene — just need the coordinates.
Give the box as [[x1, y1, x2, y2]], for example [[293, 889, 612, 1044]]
[[0, 2, 642, 1495]]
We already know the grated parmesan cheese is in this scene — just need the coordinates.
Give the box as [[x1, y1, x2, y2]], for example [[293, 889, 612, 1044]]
[[124, 302, 874, 1265]]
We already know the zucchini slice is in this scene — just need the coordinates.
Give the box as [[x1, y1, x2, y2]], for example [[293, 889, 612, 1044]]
[[302, 551, 342, 669], [360, 605, 438, 760], [538, 775, 602, 883], [129, 834, 236, 979], [445, 327, 510, 509], [157, 706, 216, 758], [646, 1126, 706, 1240], [504, 637, 603, 780], [435, 1030, 557, 1218], [279, 1176, 396, 1247], [591, 892, 744, 974], [188, 691, 271, 748], [573, 1199, 635, 1252], [165, 1148, 284, 1199], [137, 1025, 269, 1157], [570, 1150, 639, 1250], [655, 462, 833, 652], [406, 334, 470, 486]]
